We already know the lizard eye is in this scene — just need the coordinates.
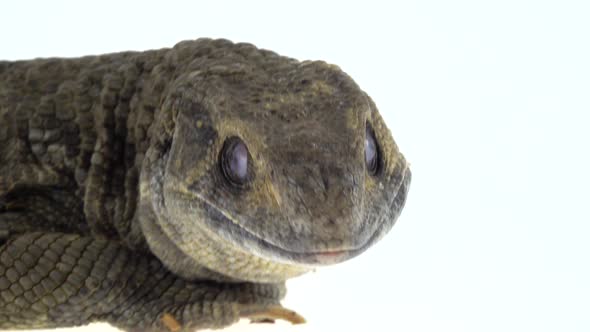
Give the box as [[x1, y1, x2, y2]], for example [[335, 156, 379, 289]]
[[220, 137, 250, 186], [365, 124, 380, 176]]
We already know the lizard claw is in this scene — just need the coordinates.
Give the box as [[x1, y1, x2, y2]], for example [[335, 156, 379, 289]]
[[239, 304, 306, 325], [161, 313, 182, 332]]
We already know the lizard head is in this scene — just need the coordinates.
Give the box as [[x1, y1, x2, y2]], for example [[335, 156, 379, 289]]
[[138, 40, 411, 283]]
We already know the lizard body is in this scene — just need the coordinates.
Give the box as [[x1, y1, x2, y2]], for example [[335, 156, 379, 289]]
[[0, 39, 410, 331]]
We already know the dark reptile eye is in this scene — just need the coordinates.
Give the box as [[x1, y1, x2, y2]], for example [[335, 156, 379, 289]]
[[365, 124, 380, 175], [220, 137, 250, 186]]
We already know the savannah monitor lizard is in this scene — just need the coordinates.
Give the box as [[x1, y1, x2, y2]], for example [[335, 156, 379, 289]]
[[0, 38, 411, 331]]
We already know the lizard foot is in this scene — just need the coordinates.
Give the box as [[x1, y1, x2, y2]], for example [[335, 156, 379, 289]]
[[159, 305, 304, 332]]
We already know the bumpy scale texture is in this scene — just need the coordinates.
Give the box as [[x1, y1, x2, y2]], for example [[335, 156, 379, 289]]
[[0, 39, 411, 331]]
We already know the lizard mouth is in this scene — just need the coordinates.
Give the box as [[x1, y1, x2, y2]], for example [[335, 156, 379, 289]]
[[194, 165, 411, 266]]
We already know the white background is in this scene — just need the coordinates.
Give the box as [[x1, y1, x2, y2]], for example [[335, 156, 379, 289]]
[[2, 1, 590, 331]]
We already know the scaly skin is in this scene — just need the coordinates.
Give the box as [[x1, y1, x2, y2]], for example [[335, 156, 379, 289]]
[[0, 233, 284, 331], [0, 39, 411, 330]]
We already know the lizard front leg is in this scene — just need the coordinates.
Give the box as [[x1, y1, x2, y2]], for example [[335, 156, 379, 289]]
[[0, 232, 301, 331]]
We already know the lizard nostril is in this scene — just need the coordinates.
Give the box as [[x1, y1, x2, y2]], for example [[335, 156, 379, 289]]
[[321, 173, 330, 191], [325, 218, 337, 227]]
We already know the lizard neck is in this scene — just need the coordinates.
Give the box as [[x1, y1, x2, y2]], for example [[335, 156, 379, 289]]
[[0, 51, 177, 246]]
